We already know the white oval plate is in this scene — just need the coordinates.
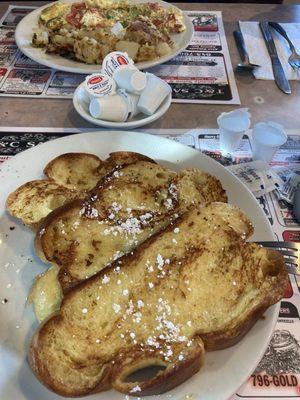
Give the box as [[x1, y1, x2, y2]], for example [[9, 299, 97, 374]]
[[73, 82, 172, 128], [15, 0, 193, 74], [0, 131, 277, 400]]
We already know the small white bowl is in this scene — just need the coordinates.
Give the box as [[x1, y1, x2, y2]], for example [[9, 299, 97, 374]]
[[73, 82, 172, 129]]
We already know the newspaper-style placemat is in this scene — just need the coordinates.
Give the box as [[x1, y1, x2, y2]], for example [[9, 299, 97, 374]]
[[0, 126, 299, 399], [0, 5, 240, 104]]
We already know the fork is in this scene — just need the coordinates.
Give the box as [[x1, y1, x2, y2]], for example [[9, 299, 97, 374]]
[[257, 241, 299, 275], [269, 22, 300, 70]]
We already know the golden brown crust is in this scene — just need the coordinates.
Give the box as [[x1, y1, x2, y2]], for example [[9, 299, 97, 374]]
[[105, 151, 156, 166], [111, 338, 204, 396]]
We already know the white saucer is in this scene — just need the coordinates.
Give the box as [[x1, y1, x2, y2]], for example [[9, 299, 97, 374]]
[[73, 82, 172, 128]]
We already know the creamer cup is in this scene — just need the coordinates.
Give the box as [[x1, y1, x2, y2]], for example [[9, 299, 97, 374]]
[[102, 51, 134, 78], [251, 122, 287, 163], [84, 73, 116, 101], [137, 73, 171, 116], [217, 108, 251, 154], [128, 93, 140, 118], [117, 90, 140, 119], [89, 92, 130, 122], [113, 66, 147, 94]]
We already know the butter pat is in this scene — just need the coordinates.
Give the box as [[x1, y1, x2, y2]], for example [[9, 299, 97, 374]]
[[28, 265, 62, 322]]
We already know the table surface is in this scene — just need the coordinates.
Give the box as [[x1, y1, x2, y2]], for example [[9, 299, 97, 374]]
[[0, 1, 299, 130]]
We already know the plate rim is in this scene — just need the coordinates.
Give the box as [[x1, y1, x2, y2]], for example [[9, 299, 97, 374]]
[[72, 82, 172, 128], [0, 130, 277, 400], [15, 0, 194, 74]]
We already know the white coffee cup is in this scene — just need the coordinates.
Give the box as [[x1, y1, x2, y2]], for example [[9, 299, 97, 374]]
[[137, 73, 171, 116], [113, 66, 147, 94], [89, 92, 130, 122], [251, 122, 287, 163], [217, 108, 251, 154]]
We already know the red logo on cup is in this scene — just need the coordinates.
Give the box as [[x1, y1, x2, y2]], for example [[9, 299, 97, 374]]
[[117, 56, 128, 65], [88, 76, 103, 85]]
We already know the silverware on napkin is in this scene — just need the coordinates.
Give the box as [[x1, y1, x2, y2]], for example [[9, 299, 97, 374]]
[[259, 21, 292, 95], [269, 21, 300, 70], [233, 30, 260, 73]]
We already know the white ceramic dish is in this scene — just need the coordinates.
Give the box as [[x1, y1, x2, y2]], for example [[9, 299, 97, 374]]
[[0, 131, 277, 400], [15, 0, 194, 74], [73, 82, 172, 128]]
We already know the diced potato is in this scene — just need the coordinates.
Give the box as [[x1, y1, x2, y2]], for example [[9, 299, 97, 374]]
[[116, 40, 140, 61], [74, 37, 103, 64], [156, 42, 171, 57], [32, 30, 49, 47], [137, 44, 157, 62]]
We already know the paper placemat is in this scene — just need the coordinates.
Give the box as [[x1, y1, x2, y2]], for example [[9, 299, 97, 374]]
[[0, 5, 240, 104]]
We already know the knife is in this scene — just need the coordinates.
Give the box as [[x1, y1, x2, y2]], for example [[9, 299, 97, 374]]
[[259, 21, 291, 94]]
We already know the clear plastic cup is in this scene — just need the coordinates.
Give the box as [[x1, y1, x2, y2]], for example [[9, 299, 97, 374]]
[[251, 122, 287, 163], [217, 108, 251, 154], [137, 73, 171, 116], [89, 93, 130, 122], [113, 66, 147, 94]]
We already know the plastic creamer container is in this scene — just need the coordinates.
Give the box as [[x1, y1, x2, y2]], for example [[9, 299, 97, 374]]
[[83, 73, 116, 102], [89, 89, 139, 122], [102, 51, 134, 78]]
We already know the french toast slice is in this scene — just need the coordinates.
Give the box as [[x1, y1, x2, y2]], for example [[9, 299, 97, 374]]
[[43, 152, 103, 191], [5, 180, 80, 229], [6, 151, 156, 228], [35, 161, 227, 293], [44, 151, 156, 191], [29, 203, 289, 397]]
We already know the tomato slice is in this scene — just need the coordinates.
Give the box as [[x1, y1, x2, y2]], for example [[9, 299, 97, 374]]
[[66, 2, 86, 27]]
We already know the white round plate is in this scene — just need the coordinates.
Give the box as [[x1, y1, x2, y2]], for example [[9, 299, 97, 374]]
[[15, 0, 193, 74], [0, 131, 277, 400], [73, 82, 172, 128]]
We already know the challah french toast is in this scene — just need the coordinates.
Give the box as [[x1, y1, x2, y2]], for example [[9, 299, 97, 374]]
[[35, 160, 227, 292], [5, 180, 80, 229], [7, 152, 227, 323], [6, 151, 155, 228], [29, 203, 289, 397], [44, 151, 155, 191]]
